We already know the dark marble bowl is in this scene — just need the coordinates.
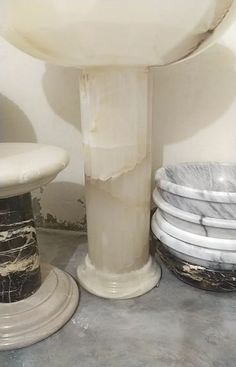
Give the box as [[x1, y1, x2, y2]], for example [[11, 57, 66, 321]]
[[155, 162, 236, 220], [152, 235, 236, 292]]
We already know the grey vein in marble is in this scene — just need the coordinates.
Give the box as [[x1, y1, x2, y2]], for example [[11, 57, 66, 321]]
[[152, 218, 236, 265], [155, 163, 236, 219]]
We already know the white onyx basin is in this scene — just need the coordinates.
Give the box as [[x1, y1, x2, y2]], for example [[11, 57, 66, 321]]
[[1, 1, 236, 299], [0, 0, 235, 67]]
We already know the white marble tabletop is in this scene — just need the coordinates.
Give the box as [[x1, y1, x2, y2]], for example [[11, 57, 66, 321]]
[[0, 143, 69, 198]]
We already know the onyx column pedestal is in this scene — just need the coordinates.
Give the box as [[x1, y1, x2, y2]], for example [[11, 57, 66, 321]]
[[77, 67, 161, 299], [1, 1, 235, 300], [0, 143, 79, 350]]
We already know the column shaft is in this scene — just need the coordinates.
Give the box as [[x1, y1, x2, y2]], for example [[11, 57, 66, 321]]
[[0, 193, 41, 303]]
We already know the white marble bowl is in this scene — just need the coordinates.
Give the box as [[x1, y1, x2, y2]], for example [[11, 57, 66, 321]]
[[153, 189, 236, 239], [151, 216, 236, 268], [155, 162, 236, 220], [155, 209, 236, 251]]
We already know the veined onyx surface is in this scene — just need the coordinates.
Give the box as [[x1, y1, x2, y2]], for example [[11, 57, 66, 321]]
[[0, 193, 41, 303]]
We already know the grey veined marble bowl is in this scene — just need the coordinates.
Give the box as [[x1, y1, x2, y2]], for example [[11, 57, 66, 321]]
[[151, 217, 236, 270], [155, 162, 236, 220], [153, 189, 236, 239]]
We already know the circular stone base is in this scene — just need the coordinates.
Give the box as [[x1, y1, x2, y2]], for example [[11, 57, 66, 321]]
[[154, 237, 236, 292], [0, 263, 79, 350], [77, 255, 161, 299]]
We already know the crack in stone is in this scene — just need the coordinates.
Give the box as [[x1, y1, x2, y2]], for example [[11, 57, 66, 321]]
[[164, 4, 232, 65]]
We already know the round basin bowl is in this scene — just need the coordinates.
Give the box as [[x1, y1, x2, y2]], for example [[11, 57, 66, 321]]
[[0, 0, 235, 67], [155, 209, 236, 251], [154, 239, 236, 292], [153, 189, 236, 239], [155, 162, 236, 220], [151, 217, 236, 266]]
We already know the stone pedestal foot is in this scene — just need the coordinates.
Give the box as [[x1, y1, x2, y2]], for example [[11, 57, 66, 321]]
[[0, 263, 79, 350], [77, 255, 161, 299]]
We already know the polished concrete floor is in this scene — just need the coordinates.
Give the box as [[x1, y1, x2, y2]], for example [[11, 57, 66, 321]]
[[1, 229, 236, 367]]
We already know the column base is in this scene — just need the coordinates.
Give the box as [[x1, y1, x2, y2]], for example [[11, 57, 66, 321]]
[[0, 263, 79, 351], [77, 255, 161, 299]]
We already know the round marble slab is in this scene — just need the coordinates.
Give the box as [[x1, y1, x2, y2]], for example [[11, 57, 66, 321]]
[[0, 143, 69, 198], [0, 263, 79, 350]]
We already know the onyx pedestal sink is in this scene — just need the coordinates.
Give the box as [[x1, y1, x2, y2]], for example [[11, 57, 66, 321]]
[[1, 0, 235, 299]]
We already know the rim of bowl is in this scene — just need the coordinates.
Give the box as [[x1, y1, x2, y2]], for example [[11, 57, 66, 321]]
[[153, 188, 236, 229], [151, 218, 236, 263], [155, 162, 236, 203], [155, 209, 236, 250], [1, 1, 236, 68]]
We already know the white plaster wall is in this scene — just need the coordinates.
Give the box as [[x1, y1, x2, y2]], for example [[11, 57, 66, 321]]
[[152, 22, 236, 169], [0, 22, 236, 230], [0, 38, 85, 230]]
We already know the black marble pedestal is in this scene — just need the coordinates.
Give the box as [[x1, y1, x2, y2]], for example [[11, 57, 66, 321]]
[[0, 193, 41, 303], [152, 235, 236, 292]]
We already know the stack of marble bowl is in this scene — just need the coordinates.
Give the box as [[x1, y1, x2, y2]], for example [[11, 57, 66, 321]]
[[151, 162, 236, 291]]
